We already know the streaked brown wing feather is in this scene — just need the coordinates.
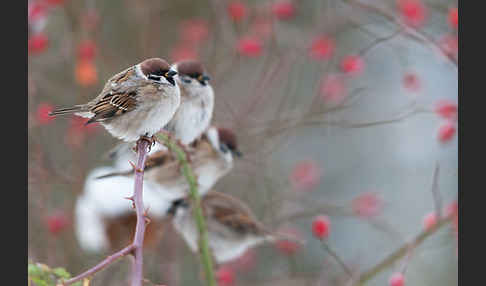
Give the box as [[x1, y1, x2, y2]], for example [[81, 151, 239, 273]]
[[204, 192, 265, 235], [87, 91, 137, 124]]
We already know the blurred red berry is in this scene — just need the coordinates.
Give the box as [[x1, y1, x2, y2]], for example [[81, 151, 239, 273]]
[[216, 266, 235, 286], [272, 1, 296, 20], [75, 59, 98, 87], [170, 44, 198, 62], [180, 19, 209, 45], [309, 36, 335, 60], [290, 160, 321, 192], [437, 121, 456, 143], [274, 227, 302, 255], [435, 100, 458, 120], [77, 40, 97, 61], [46, 212, 69, 235], [320, 74, 347, 104], [340, 55, 364, 75], [28, 33, 48, 54], [28, 2, 47, 23], [352, 192, 382, 218], [402, 72, 421, 92], [45, 0, 65, 6], [312, 215, 330, 239], [397, 0, 427, 28], [36, 103, 55, 125], [228, 1, 247, 22], [237, 36, 263, 57], [448, 7, 458, 29], [389, 272, 405, 286], [445, 200, 458, 217], [423, 212, 437, 231]]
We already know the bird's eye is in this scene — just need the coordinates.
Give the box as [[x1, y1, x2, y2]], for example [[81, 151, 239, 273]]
[[148, 74, 162, 81]]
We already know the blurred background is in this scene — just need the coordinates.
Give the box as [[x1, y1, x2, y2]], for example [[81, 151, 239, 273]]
[[28, 0, 458, 285]]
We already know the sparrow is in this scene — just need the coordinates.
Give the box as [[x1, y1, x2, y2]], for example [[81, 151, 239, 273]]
[[168, 191, 305, 264], [104, 59, 214, 162], [49, 58, 181, 143], [74, 166, 176, 252], [164, 60, 214, 145], [96, 126, 242, 199]]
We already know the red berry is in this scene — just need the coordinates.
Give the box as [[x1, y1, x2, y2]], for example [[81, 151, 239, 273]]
[[309, 36, 335, 60], [435, 100, 457, 120], [216, 266, 235, 286], [389, 272, 405, 286], [75, 59, 98, 87], [312, 215, 330, 239], [423, 212, 437, 231], [437, 121, 456, 143], [274, 227, 302, 255], [28, 2, 47, 23], [352, 192, 382, 218], [448, 7, 458, 29], [36, 103, 55, 125], [236, 36, 263, 57], [445, 200, 458, 217], [402, 72, 421, 92], [77, 40, 97, 61], [28, 33, 48, 54], [398, 0, 427, 28], [290, 160, 321, 192], [272, 1, 296, 20], [340, 55, 364, 75], [46, 212, 69, 235], [228, 1, 247, 22]]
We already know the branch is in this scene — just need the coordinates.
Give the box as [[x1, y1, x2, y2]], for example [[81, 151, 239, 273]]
[[60, 139, 150, 286], [60, 245, 135, 285], [156, 134, 217, 286], [131, 139, 150, 286], [356, 215, 453, 285]]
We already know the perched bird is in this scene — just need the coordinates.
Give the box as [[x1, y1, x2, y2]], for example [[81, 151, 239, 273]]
[[164, 60, 214, 145], [74, 166, 175, 252], [106, 59, 214, 162], [97, 126, 242, 199], [49, 58, 181, 143], [168, 191, 305, 264]]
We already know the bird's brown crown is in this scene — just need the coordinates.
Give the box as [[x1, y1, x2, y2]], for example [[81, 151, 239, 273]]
[[140, 58, 171, 76], [217, 128, 238, 153], [177, 60, 205, 78]]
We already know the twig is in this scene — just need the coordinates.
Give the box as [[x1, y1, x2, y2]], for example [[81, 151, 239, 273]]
[[131, 139, 150, 286], [60, 244, 135, 285], [356, 216, 453, 285], [320, 241, 354, 278], [60, 139, 150, 286], [156, 134, 216, 286], [430, 162, 443, 218]]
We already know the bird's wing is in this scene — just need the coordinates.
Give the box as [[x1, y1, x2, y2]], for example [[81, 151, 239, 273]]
[[86, 91, 138, 125]]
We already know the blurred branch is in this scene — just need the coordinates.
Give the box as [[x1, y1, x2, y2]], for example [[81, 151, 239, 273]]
[[343, 0, 458, 69], [156, 133, 217, 286], [355, 215, 453, 286], [430, 162, 443, 218], [320, 241, 355, 278]]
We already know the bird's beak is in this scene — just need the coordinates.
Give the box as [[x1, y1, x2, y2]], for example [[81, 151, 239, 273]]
[[232, 149, 243, 158], [164, 70, 178, 86]]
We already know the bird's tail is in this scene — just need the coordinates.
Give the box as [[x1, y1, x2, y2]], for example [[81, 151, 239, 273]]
[[49, 105, 85, 116]]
